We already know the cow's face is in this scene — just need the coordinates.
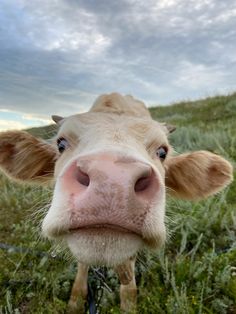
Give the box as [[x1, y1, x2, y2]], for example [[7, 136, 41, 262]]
[[42, 112, 170, 266], [0, 93, 233, 268]]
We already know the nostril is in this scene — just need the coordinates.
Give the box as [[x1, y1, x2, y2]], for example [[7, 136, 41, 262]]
[[76, 168, 90, 187], [134, 169, 153, 192]]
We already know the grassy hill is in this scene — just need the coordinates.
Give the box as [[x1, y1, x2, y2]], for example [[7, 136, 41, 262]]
[[0, 93, 235, 313]]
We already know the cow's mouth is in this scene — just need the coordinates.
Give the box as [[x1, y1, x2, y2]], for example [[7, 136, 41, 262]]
[[66, 224, 143, 266], [69, 223, 139, 236]]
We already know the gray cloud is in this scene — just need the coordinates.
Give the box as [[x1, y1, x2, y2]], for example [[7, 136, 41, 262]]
[[0, 0, 236, 118]]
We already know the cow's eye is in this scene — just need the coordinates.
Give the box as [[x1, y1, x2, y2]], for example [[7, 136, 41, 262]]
[[57, 137, 69, 153], [156, 146, 168, 161]]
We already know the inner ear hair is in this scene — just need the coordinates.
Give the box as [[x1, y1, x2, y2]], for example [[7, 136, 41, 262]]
[[0, 130, 57, 184], [165, 151, 233, 200]]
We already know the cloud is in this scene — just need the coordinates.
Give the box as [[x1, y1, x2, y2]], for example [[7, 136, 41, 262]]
[[21, 113, 51, 123], [21, 2, 111, 55], [0, 109, 52, 131], [173, 61, 228, 89], [0, 0, 235, 119], [0, 119, 28, 131]]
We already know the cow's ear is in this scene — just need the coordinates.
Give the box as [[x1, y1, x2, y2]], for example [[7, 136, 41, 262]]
[[0, 131, 58, 184], [161, 123, 176, 135], [165, 151, 233, 200], [52, 115, 64, 124]]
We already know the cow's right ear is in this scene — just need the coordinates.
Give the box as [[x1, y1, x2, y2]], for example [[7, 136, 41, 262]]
[[0, 131, 58, 184], [165, 151, 233, 200]]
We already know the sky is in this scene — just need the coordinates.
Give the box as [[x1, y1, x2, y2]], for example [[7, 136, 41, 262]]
[[0, 0, 236, 131]]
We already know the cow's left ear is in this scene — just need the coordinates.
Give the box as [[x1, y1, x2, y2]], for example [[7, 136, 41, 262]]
[[161, 123, 176, 134], [165, 151, 233, 200], [52, 115, 64, 124], [0, 131, 58, 184]]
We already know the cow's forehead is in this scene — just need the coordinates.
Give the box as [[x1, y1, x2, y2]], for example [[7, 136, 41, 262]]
[[57, 112, 166, 141]]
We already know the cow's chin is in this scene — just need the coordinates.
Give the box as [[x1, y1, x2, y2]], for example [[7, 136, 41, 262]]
[[65, 229, 143, 267]]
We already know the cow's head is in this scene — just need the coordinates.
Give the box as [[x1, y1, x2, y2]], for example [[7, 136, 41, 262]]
[[0, 93, 233, 267]]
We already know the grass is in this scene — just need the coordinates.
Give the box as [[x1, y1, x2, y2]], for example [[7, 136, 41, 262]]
[[0, 92, 236, 313]]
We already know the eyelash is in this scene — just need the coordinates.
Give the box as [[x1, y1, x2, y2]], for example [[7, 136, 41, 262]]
[[56, 137, 168, 161], [156, 146, 168, 161], [57, 137, 69, 153]]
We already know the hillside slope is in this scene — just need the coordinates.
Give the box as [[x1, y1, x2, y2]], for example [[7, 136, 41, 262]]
[[0, 93, 235, 313]]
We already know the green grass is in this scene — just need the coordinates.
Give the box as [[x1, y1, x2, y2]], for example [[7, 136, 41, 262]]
[[0, 93, 236, 313]]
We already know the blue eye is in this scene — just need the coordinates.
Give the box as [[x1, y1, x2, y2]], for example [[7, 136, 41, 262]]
[[57, 137, 69, 153], [156, 146, 168, 161]]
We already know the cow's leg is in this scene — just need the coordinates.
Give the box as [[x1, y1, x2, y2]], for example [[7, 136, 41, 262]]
[[115, 258, 137, 313], [68, 262, 89, 313]]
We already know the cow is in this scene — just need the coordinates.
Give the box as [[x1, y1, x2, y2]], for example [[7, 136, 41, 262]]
[[0, 93, 233, 312]]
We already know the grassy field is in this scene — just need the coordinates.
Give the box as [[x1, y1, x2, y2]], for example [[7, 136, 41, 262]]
[[0, 93, 236, 313]]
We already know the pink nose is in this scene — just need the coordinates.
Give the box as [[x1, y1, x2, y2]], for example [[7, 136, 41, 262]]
[[75, 162, 153, 192], [64, 153, 157, 195], [61, 153, 160, 232]]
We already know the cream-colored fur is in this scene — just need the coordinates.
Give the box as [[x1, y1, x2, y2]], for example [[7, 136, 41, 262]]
[[0, 93, 233, 313]]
